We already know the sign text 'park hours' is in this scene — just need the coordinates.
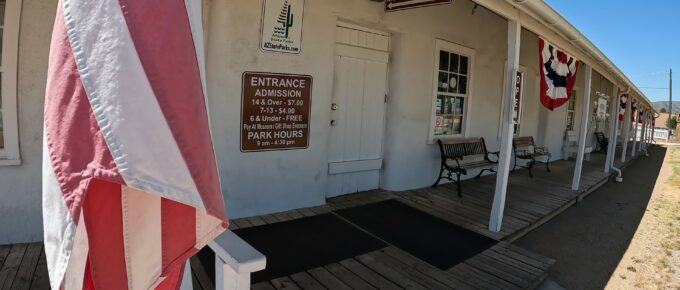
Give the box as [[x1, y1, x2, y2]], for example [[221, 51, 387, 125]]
[[241, 72, 312, 152]]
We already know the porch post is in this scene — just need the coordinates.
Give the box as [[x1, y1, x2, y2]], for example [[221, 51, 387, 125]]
[[489, 18, 520, 233], [621, 93, 631, 162], [571, 64, 592, 192], [631, 98, 638, 157], [604, 88, 620, 173], [639, 107, 647, 154]]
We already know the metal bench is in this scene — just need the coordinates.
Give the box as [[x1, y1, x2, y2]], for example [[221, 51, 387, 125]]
[[594, 132, 609, 153], [512, 136, 551, 178], [432, 138, 499, 197]]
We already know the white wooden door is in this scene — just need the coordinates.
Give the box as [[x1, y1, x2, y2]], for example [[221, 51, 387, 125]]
[[327, 25, 389, 198]]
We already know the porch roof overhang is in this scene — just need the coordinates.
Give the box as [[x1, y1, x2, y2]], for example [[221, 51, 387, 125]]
[[471, 0, 657, 112]]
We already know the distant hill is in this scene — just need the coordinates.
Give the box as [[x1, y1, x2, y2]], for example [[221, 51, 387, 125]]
[[652, 101, 680, 113]]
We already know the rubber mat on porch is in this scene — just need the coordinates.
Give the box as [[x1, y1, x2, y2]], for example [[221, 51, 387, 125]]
[[234, 214, 387, 283], [335, 199, 498, 270]]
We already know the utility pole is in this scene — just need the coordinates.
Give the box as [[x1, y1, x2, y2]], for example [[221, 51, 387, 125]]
[[670, 68, 673, 118]]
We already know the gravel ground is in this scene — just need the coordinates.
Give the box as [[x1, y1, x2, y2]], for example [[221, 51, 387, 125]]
[[514, 145, 680, 289]]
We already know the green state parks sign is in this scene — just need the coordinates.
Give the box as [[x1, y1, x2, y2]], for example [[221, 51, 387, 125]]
[[260, 0, 305, 54]]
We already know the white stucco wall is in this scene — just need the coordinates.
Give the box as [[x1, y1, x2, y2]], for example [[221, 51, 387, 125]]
[[0, 0, 625, 245], [0, 0, 56, 244], [205, 0, 386, 218], [380, 1, 508, 190]]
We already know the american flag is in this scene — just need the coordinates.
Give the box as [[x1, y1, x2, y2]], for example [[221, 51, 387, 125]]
[[42, 0, 227, 289]]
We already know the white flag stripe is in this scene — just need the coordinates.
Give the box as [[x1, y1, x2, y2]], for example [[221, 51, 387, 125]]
[[42, 136, 77, 290], [62, 215, 89, 290], [122, 187, 164, 289], [196, 207, 226, 248], [62, 0, 205, 209]]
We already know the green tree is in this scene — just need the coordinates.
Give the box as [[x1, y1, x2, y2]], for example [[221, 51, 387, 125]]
[[667, 116, 678, 130], [660, 107, 667, 113]]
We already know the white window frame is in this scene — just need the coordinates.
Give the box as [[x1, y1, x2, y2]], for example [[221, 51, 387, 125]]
[[0, 0, 22, 166], [428, 39, 475, 144], [565, 88, 578, 132]]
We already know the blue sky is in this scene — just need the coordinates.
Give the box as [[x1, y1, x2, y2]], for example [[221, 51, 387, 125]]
[[544, 0, 677, 103]]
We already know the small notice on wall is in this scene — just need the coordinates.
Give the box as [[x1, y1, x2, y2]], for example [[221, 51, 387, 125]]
[[241, 72, 312, 152], [260, 0, 305, 54]]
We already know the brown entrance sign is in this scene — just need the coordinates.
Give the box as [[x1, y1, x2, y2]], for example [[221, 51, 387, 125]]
[[241, 72, 313, 152], [385, 0, 451, 12]]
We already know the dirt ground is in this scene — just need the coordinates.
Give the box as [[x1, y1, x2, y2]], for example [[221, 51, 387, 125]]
[[605, 145, 680, 289], [514, 145, 680, 289]]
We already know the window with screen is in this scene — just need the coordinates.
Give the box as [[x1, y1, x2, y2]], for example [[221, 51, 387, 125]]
[[0, 0, 21, 165], [565, 90, 577, 131], [431, 40, 473, 139]]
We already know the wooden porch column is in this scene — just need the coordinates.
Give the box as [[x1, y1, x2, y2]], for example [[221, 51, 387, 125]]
[[604, 88, 620, 173], [639, 107, 648, 154], [621, 93, 632, 162], [489, 18, 520, 233], [631, 99, 639, 157], [571, 65, 592, 192]]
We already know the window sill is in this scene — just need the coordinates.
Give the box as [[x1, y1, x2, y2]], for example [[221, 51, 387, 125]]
[[428, 134, 465, 145], [0, 158, 21, 166]]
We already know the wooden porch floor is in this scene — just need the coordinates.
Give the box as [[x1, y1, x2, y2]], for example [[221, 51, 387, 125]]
[[0, 151, 635, 289], [0, 243, 49, 290], [223, 153, 623, 290]]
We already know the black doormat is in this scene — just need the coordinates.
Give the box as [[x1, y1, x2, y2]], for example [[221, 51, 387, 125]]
[[335, 199, 497, 270], [233, 214, 386, 283]]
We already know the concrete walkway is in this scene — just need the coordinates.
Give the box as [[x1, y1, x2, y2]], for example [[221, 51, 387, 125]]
[[514, 145, 667, 289]]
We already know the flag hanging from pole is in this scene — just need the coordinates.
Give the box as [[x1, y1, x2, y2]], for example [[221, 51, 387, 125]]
[[43, 0, 228, 289], [539, 38, 580, 111], [619, 94, 628, 121]]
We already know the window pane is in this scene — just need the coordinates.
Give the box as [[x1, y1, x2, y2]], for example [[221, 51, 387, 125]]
[[0, 71, 3, 149], [442, 116, 454, 135], [439, 51, 449, 71], [451, 116, 463, 134], [447, 74, 458, 94], [437, 72, 448, 92], [459, 56, 468, 75], [458, 75, 467, 95], [450, 54, 459, 73], [443, 96, 453, 114], [453, 97, 464, 115], [436, 95, 445, 114], [0, 2, 5, 25]]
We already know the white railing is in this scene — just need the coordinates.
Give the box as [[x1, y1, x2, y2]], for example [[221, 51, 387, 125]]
[[181, 230, 267, 290], [653, 128, 670, 141], [210, 231, 267, 290], [633, 128, 670, 141]]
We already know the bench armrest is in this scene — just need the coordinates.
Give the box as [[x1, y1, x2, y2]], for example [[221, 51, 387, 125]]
[[534, 147, 549, 154], [514, 149, 533, 158], [209, 230, 267, 290], [486, 151, 500, 163]]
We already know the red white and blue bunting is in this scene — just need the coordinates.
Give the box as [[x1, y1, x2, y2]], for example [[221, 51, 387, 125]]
[[539, 38, 580, 111], [619, 94, 628, 121]]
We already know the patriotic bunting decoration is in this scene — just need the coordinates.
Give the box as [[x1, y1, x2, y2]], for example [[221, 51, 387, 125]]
[[539, 38, 580, 111], [43, 0, 228, 289], [619, 94, 628, 121], [639, 107, 645, 123]]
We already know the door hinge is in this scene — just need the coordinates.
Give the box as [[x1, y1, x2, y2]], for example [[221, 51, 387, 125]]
[[384, 94, 388, 103]]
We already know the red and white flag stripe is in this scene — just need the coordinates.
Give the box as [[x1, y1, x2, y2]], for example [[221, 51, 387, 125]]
[[43, 0, 228, 289]]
